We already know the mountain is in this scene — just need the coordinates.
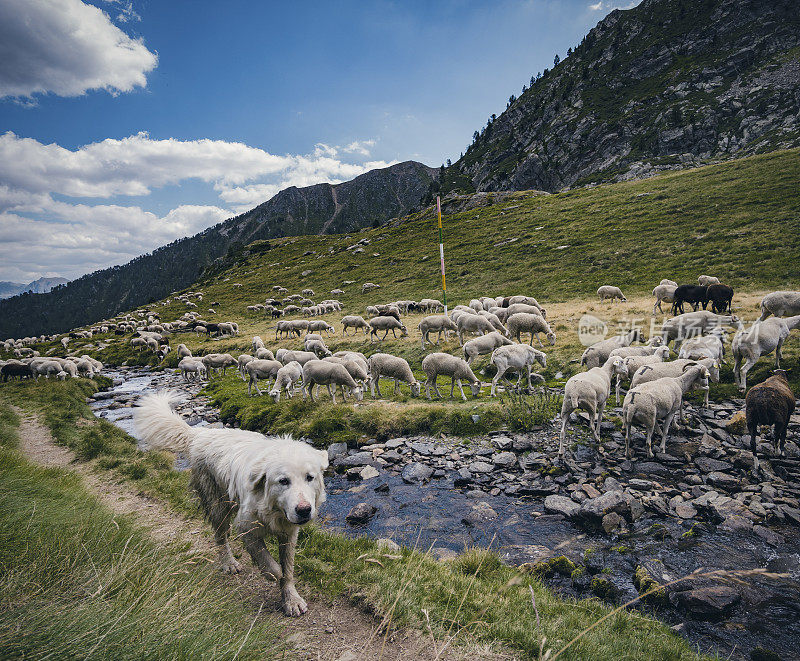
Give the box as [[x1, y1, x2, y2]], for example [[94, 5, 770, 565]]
[[0, 277, 68, 300], [442, 0, 800, 193], [0, 161, 437, 337]]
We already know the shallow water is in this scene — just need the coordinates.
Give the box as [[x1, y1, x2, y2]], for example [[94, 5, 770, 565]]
[[91, 368, 800, 660]]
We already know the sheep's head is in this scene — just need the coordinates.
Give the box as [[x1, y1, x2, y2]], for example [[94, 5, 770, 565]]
[[546, 331, 557, 345], [410, 381, 421, 397], [352, 386, 364, 401], [269, 388, 281, 403], [470, 381, 482, 397]]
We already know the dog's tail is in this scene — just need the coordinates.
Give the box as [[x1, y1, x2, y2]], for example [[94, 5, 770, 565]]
[[134, 391, 194, 453]]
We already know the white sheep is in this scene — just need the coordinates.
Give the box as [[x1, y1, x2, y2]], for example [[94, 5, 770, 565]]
[[759, 291, 800, 320], [238, 354, 255, 380], [252, 336, 265, 353], [268, 361, 304, 402], [367, 353, 420, 397], [341, 315, 371, 336], [477, 310, 507, 335], [630, 357, 719, 407], [178, 357, 207, 381], [302, 360, 364, 403], [580, 329, 642, 369], [255, 347, 275, 361], [246, 359, 282, 396], [506, 313, 556, 346], [698, 275, 720, 286], [660, 311, 740, 351], [456, 313, 496, 345], [597, 285, 627, 302], [622, 364, 710, 457], [277, 350, 318, 366], [614, 345, 671, 405], [307, 320, 335, 335], [732, 315, 800, 391], [652, 283, 677, 315], [469, 299, 484, 313], [677, 329, 725, 363], [419, 298, 444, 313], [368, 316, 408, 343], [463, 331, 513, 365], [559, 357, 627, 454], [418, 315, 457, 349], [305, 339, 332, 358], [323, 356, 369, 389], [421, 353, 481, 401], [201, 353, 236, 377], [506, 296, 546, 318], [176, 343, 192, 359], [489, 344, 547, 396]]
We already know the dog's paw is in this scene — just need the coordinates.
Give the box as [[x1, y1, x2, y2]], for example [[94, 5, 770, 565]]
[[282, 590, 308, 617], [220, 557, 242, 574]]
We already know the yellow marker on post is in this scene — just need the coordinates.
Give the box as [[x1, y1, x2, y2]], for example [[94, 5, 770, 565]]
[[437, 196, 447, 315]]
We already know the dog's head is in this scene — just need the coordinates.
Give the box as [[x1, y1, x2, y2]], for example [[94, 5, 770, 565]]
[[250, 441, 329, 525]]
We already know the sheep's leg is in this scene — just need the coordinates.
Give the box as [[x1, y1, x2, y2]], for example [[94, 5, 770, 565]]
[[558, 406, 571, 456], [254, 378, 264, 396], [382, 330, 389, 342], [490, 366, 506, 397], [449, 378, 456, 398], [248, 377, 254, 396], [458, 331, 464, 346], [393, 380, 400, 395], [739, 357, 758, 392], [340, 386, 348, 403], [526, 365, 532, 390], [432, 379, 443, 399], [775, 338, 784, 369], [624, 418, 632, 458], [615, 375, 621, 406], [456, 378, 467, 401], [537, 333, 544, 348], [425, 379, 433, 400], [308, 384, 317, 402], [661, 411, 677, 455], [644, 416, 656, 458], [594, 400, 607, 440]]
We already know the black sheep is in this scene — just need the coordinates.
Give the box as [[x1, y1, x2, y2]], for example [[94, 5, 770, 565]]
[[745, 369, 795, 473], [671, 285, 708, 314], [704, 283, 734, 313]]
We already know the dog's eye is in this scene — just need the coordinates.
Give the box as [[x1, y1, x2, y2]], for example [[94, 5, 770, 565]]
[[278, 477, 290, 486], [306, 474, 314, 482]]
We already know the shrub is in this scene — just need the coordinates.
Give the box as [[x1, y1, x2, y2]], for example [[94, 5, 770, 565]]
[[500, 387, 562, 431]]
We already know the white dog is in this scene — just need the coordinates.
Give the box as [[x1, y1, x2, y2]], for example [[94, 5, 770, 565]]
[[133, 392, 328, 616]]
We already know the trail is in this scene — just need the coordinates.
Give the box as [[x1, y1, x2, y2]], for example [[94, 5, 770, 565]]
[[13, 406, 509, 661]]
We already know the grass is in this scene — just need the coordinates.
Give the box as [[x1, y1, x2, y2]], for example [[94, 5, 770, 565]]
[[0, 399, 285, 659], [0, 377, 711, 660]]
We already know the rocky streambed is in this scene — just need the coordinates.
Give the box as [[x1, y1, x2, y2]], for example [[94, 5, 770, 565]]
[[90, 367, 800, 661]]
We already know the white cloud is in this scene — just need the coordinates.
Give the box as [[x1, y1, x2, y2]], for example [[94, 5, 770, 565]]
[[342, 139, 376, 155], [0, 0, 157, 99], [589, 2, 603, 9]]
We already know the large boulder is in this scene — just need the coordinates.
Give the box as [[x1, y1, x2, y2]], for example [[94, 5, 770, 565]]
[[401, 462, 433, 483], [544, 495, 580, 518]]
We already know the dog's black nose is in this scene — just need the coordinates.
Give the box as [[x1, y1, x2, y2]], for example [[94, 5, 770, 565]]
[[295, 504, 312, 520]]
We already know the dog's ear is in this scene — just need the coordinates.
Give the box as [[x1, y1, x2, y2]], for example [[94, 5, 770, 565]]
[[317, 449, 329, 470], [250, 471, 267, 493]]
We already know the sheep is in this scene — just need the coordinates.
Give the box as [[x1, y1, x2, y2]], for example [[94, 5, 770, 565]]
[[456, 313, 496, 345], [178, 357, 207, 381], [302, 360, 364, 403], [246, 359, 283, 395], [1, 360, 33, 381], [305, 339, 332, 358], [671, 285, 709, 314], [419, 298, 444, 313], [255, 347, 275, 361], [503, 303, 543, 320], [307, 320, 335, 335], [652, 283, 677, 315], [614, 345, 671, 405], [622, 364, 711, 458], [660, 311, 741, 351], [268, 361, 304, 402], [367, 353, 420, 397], [145, 337, 160, 353], [559, 357, 627, 454], [704, 283, 733, 314], [252, 336, 265, 353], [507, 313, 556, 347], [678, 329, 725, 363], [418, 315, 457, 348], [759, 291, 800, 320], [597, 285, 627, 302], [54, 358, 78, 379], [323, 356, 369, 389], [201, 353, 236, 377], [33, 360, 65, 380], [421, 353, 481, 401], [745, 370, 795, 473], [131, 337, 147, 351], [302, 288, 315, 297], [176, 343, 192, 359], [463, 332, 514, 365], [698, 275, 720, 287], [277, 350, 318, 366], [733, 316, 800, 391], [362, 282, 381, 294], [469, 299, 484, 313], [505, 296, 546, 318], [630, 357, 719, 407], [489, 344, 547, 396], [659, 279, 678, 287], [73, 357, 97, 378], [238, 354, 255, 380], [341, 315, 371, 336], [368, 316, 408, 343], [218, 322, 238, 337]]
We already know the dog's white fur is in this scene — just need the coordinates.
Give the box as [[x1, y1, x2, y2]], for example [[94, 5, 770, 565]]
[[133, 392, 328, 616]]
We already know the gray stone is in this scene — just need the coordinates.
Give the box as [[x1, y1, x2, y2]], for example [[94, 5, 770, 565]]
[[602, 511, 625, 534], [401, 462, 434, 483], [578, 490, 629, 524], [706, 471, 739, 491], [462, 501, 498, 526], [336, 451, 373, 467], [468, 461, 494, 474], [346, 502, 378, 524], [491, 451, 517, 468], [675, 503, 697, 519], [673, 586, 741, 618], [544, 495, 580, 518], [360, 465, 380, 480], [694, 456, 733, 472]]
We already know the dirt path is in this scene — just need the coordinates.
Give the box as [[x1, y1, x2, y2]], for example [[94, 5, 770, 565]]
[[13, 407, 511, 661]]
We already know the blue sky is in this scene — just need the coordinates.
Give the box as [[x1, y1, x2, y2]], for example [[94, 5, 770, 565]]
[[0, 0, 634, 282]]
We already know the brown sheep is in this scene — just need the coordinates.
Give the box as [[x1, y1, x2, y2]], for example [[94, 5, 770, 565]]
[[745, 370, 795, 473]]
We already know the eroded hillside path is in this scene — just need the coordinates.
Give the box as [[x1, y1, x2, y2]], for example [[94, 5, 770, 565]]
[[13, 406, 511, 661]]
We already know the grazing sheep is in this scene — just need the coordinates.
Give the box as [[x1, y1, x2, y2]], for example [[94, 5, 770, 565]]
[[362, 282, 381, 294], [507, 313, 556, 347], [671, 285, 709, 314], [698, 275, 720, 287], [597, 285, 627, 302], [368, 316, 408, 343], [131, 337, 147, 351], [201, 353, 237, 377], [659, 279, 678, 287], [559, 357, 627, 454], [652, 283, 677, 315], [630, 357, 719, 407], [419, 298, 444, 313], [33, 360, 65, 380], [418, 315, 458, 349], [421, 353, 481, 401], [490, 344, 547, 396], [178, 357, 207, 381], [252, 336, 265, 353], [269, 361, 304, 402], [469, 299, 484, 313], [759, 291, 800, 320], [255, 347, 275, 361], [177, 343, 192, 359], [277, 350, 318, 366], [746, 370, 795, 473], [502, 303, 543, 320], [477, 310, 507, 335], [456, 313, 496, 345], [305, 339, 332, 358], [615, 345, 671, 405], [302, 360, 364, 403], [245, 359, 282, 395], [704, 283, 733, 314], [323, 356, 369, 390], [505, 296, 546, 318], [623, 364, 710, 458], [678, 329, 726, 363], [237, 354, 255, 380], [660, 311, 741, 351], [733, 316, 800, 391], [307, 320, 335, 335], [1, 360, 33, 381], [367, 353, 420, 397], [463, 331, 514, 365], [341, 315, 371, 336]]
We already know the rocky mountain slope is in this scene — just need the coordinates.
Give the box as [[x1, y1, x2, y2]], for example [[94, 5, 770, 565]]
[[0, 162, 436, 336], [442, 0, 800, 193], [0, 277, 68, 300]]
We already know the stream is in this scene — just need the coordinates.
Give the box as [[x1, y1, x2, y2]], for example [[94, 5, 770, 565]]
[[90, 367, 800, 660]]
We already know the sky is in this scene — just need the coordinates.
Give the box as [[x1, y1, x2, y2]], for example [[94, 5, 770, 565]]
[[0, 0, 637, 284]]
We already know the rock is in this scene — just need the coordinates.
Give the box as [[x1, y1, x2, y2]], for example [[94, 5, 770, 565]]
[[582, 483, 602, 499], [491, 451, 517, 468], [430, 547, 458, 562], [376, 538, 400, 552], [706, 471, 740, 491], [385, 438, 405, 449], [462, 501, 498, 526], [468, 461, 494, 474], [578, 490, 629, 524], [493, 435, 513, 450], [360, 466, 379, 480], [634, 461, 671, 477], [345, 467, 363, 481], [718, 515, 753, 533], [781, 505, 800, 526], [346, 502, 378, 524], [672, 586, 741, 618], [726, 411, 748, 435], [401, 462, 434, 483], [408, 441, 433, 455], [336, 452, 373, 468], [675, 503, 698, 519], [544, 495, 580, 518], [694, 457, 733, 472], [602, 512, 625, 534]]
